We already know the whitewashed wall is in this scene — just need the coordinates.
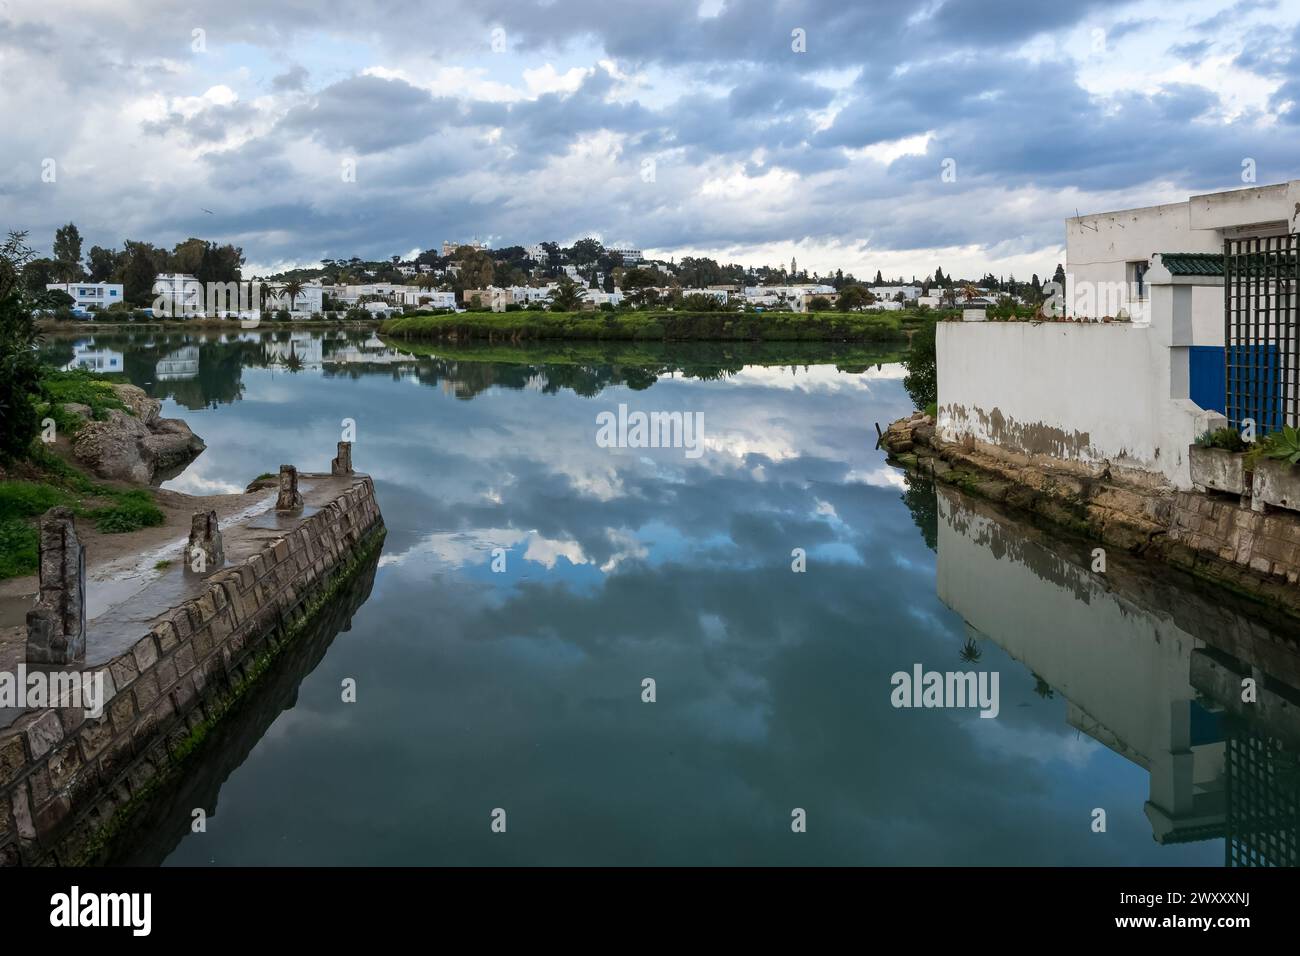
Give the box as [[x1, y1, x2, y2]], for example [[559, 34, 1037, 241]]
[[936, 320, 1215, 487]]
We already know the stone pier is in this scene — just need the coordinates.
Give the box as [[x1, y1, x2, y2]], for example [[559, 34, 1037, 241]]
[[25, 508, 86, 666], [0, 473, 384, 866], [331, 441, 353, 477], [187, 510, 224, 573]]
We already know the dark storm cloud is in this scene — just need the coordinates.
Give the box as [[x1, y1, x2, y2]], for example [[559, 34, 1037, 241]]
[[278, 74, 454, 153]]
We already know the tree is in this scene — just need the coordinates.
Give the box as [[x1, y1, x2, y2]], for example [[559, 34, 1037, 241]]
[[282, 279, 304, 313], [120, 242, 163, 306], [873, 270, 884, 286], [808, 295, 831, 311], [52, 223, 84, 281], [548, 278, 586, 312], [1053, 263, 1066, 287], [902, 320, 937, 413], [0, 232, 44, 462], [21, 258, 58, 293], [837, 284, 874, 311], [87, 245, 123, 282]]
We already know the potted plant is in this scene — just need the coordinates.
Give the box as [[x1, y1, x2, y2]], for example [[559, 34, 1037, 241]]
[[1250, 426, 1300, 512], [1189, 427, 1249, 495]]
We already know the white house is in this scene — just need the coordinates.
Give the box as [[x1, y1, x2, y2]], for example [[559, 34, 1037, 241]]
[[400, 289, 457, 309], [587, 290, 625, 307], [153, 273, 203, 316], [874, 285, 921, 302], [45, 281, 124, 312], [609, 247, 643, 264], [263, 281, 325, 315], [1065, 179, 1300, 323]]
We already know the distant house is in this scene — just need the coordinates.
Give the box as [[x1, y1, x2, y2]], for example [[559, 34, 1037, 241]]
[[153, 273, 203, 316], [45, 281, 124, 312]]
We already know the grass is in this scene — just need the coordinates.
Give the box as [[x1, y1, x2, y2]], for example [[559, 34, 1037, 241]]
[[382, 308, 941, 343], [0, 468, 165, 580], [34, 368, 128, 437], [378, 336, 910, 371]]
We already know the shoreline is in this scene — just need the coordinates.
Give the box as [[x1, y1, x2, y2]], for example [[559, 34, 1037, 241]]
[[882, 412, 1300, 621]]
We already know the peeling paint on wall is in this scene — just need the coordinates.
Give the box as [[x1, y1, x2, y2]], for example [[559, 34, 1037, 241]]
[[942, 403, 1094, 461]]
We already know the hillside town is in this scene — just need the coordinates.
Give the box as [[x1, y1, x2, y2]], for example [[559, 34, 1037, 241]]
[[29, 227, 1051, 321]]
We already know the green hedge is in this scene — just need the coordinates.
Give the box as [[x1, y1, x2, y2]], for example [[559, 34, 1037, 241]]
[[382, 309, 938, 343]]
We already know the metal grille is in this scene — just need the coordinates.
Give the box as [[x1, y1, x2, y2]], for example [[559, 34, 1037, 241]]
[[1224, 717, 1300, 867], [1224, 234, 1300, 434]]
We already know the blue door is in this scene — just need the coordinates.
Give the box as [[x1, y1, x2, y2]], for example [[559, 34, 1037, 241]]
[[1189, 346, 1226, 414]]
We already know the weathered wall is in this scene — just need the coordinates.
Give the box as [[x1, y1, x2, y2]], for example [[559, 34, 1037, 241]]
[[0, 476, 384, 866], [937, 321, 1212, 488]]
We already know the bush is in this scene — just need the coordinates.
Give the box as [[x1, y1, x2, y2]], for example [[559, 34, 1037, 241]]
[[1195, 427, 1247, 452], [90, 489, 164, 533], [0, 233, 43, 462], [903, 321, 937, 411]]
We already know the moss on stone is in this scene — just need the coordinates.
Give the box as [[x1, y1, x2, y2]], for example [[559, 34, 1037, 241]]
[[68, 523, 387, 865]]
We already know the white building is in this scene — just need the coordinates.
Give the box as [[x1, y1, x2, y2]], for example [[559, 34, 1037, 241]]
[[45, 281, 125, 312], [680, 288, 729, 304], [587, 290, 625, 307], [152, 273, 203, 316], [609, 247, 643, 264], [399, 289, 457, 309], [874, 285, 921, 302], [265, 281, 325, 315], [1066, 179, 1300, 322]]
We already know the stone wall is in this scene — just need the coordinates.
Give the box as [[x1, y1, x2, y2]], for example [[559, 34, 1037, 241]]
[[0, 476, 384, 866], [884, 413, 1300, 620]]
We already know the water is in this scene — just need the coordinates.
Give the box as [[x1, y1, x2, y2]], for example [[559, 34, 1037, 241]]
[[46, 329, 1300, 866]]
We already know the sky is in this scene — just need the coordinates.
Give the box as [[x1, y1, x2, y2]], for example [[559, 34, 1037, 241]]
[[2, 0, 1298, 280]]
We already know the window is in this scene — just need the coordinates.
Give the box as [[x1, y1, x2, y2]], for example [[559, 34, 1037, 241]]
[[1127, 260, 1149, 300]]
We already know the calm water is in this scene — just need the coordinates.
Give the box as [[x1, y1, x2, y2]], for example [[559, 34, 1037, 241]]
[[48, 329, 1300, 866]]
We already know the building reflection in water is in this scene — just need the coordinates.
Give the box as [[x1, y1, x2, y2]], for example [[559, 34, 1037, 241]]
[[931, 481, 1300, 866]]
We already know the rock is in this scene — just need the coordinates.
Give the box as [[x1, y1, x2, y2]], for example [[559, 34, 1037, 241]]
[[72, 410, 153, 484], [72, 408, 204, 485], [110, 384, 160, 426], [143, 418, 206, 472], [61, 403, 92, 421]]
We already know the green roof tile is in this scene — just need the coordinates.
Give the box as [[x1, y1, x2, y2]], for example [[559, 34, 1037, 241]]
[[1158, 252, 1224, 276]]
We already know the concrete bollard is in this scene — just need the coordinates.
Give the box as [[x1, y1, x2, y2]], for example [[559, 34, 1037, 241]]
[[331, 441, 353, 477], [276, 464, 304, 511], [26, 507, 86, 665], [187, 510, 224, 573]]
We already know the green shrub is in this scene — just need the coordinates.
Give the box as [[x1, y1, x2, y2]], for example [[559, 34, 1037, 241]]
[[1195, 427, 1247, 452], [903, 321, 937, 411], [90, 490, 164, 533], [1260, 425, 1300, 466]]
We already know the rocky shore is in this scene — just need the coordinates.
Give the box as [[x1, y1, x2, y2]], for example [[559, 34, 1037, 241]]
[[68, 385, 205, 485]]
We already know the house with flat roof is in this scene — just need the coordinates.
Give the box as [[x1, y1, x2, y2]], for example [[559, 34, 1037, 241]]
[[1065, 179, 1300, 322], [46, 281, 124, 312]]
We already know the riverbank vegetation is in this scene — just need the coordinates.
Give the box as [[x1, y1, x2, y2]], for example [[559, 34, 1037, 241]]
[[382, 308, 939, 343], [0, 232, 166, 579]]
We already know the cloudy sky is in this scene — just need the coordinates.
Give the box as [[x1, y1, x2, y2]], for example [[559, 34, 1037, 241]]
[[3, 0, 1298, 279]]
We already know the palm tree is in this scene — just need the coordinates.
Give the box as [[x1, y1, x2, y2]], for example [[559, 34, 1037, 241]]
[[548, 278, 586, 312], [417, 271, 437, 292], [962, 283, 979, 303], [959, 637, 982, 664], [282, 279, 304, 314]]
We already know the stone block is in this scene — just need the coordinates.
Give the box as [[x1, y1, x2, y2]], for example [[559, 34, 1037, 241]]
[[186, 510, 224, 573], [275, 464, 303, 512], [331, 441, 353, 476]]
